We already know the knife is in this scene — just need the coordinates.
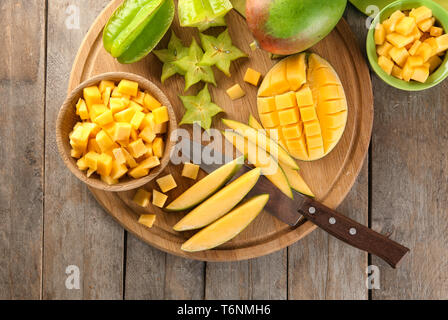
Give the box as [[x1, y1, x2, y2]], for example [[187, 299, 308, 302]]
[[173, 137, 410, 268]]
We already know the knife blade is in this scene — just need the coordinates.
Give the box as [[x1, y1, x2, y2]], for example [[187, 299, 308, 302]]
[[174, 137, 410, 268]]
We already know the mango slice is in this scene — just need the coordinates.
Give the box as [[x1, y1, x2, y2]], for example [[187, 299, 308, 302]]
[[173, 168, 261, 231], [223, 131, 293, 199], [181, 194, 269, 252], [257, 53, 348, 161], [166, 156, 244, 212]]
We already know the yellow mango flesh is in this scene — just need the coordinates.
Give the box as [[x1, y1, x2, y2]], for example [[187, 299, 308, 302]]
[[257, 53, 348, 161], [173, 168, 261, 231], [181, 195, 269, 252]]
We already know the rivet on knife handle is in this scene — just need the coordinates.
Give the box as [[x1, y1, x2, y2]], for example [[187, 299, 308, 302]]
[[298, 198, 410, 269]]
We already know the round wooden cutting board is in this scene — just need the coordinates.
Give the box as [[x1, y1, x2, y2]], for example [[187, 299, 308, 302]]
[[67, 0, 373, 261]]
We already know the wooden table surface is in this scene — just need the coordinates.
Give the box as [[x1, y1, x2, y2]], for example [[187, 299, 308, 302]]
[[1, 1, 447, 300]]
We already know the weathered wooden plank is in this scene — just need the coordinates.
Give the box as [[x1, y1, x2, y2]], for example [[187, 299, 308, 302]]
[[287, 5, 369, 300], [288, 162, 369, 299], [43, 0, 124, 299], [125, 232, 205, 299], [370, 76, 448, 299], [0, 0, 46, 300], [205, 250, 287, 300]]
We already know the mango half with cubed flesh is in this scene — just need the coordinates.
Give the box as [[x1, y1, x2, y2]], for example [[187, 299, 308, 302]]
[[257, 53, 348, 162], [246, 0, 347, 55]]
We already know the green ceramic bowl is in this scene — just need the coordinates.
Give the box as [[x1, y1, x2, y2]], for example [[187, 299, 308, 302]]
[[366, 0, 448, 91]]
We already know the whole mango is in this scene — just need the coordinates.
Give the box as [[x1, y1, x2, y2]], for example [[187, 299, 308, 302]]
[[246, 0, 347, 55]]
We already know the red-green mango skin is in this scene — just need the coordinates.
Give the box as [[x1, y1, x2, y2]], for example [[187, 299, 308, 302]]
[[246, 0, 347, 55]]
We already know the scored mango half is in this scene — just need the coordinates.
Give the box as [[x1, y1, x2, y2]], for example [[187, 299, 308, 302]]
[[257, 53, 348, 161]]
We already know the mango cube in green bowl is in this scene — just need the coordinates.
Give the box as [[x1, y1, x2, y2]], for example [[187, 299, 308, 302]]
[[366, 0, 448, 91]]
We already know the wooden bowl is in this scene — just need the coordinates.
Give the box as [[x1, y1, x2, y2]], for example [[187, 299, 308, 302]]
[[56, 72, 177, 192]]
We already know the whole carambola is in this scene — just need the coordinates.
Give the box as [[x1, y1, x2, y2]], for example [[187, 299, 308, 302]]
[[103, 0, 175, 64]]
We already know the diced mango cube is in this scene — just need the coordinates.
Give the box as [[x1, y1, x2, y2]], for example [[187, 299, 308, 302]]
[[89, 104, 108, 121], [99, 80, 115, 93], [407, 55, 424, 67], [395, 17, 416, 36], [417, 17, 435, 32], [409, 6, 432, 24], [83, 86, 102, 109], [76, 98, 89, 120], [114, 107, 136, 123], [226, 84, 246, 100], [117, 79, 138, 97], [129, 100, 144, 113], [410, 26, 422, 41], [299, 106, 318, 122], [76, 157, 89, 170], [435, 34, 448, 53], [389, 46, 409, 67], [110, 161, 128, 179], [257, 97, 276, 114], [153, 106, 169, 124], [154, 122, 167, 134], [286, 53, 307, 90], [96, 153, 113, 176], [143, 93, 162, 111], [71, 148, 83, 159], [128, 165, 149, 179], [428, 55, 443, 72], [376, 42, 394, 58], [139, 156, 160, 170], [303, 121, 322, 137], [132, 91, 145, 105], [285, 137, 308, 159], [102, 87, 112, 107], [139, 126, 156, 143], [392, 65, 403, 79], [152, 190, 168, 208], [386, 33, 415, 48], [416, 42, 434, 61], [411, 65, 430, 83], [130, 110, 145, 130], [112, 147, 126, 165], [122, 148, 138, 168], [96, 130, 114, 153], [138, 214, 156, 228], [295, 85, 314, 107], [133, 189, 151, 207], [85, 151, 100, 170], [320, 99, 347, 114], [401, 62, 414, 81], [430, 26, 443, 37], [320, 112, 346, 128], [94, 109, 114, 126], [139, 113, 155, 131], [278, 108, 300, 125], [306, 135, 324, 149], [70, 125, 91, 151], [127, 139, 147, 158], [182, 162, 200, 180], [308, 146, 325, 160], [156, 174, 177, 193], [244, 68, 262, 86], [112, 122, 132, 142], [101, 175, 118, 185], [275, 91, 297, 110], [409, 40, 422, 55], [378, 55, 394, 74], [375, 23, 386, 45], [282, 124, 303, 139], [109, 98, 128, 114], [152, 137, 165, 158], [87, 138, 102, 153], [259, 112, 279, 128]]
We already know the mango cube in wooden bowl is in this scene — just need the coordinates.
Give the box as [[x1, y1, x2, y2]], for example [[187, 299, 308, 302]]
[[56, 72, 177, 192]]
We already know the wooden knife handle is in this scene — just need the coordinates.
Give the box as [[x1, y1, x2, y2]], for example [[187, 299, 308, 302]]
[[298, 198, 410, 268]]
